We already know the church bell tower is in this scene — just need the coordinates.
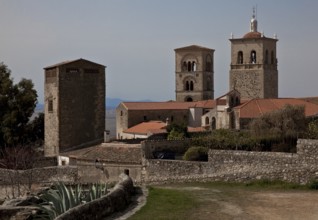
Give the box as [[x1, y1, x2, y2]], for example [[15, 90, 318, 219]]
[[229, 9, 278, 100], [175, 45, 215, 102]]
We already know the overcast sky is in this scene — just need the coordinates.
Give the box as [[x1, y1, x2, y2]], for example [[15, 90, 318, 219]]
[[1, 0, 318, 103]]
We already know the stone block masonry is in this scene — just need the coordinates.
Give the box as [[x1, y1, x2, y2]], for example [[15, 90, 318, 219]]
[[55, 173, 134, 220], [143, 139, 318, 185]]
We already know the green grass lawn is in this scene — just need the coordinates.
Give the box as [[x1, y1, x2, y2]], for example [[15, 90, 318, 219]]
[[127, 186, 199, 220], [127, 181, 318, 220]]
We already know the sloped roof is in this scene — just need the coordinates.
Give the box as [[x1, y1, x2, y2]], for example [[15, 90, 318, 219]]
[[300, 97, 318, 105], [235, 98, 318, 118], [121, 101, 197, 110], [61, 143, 142, 164], [124, 121, 167, 135], [243, 31, 262, 39], [174, 45, 214, 51], [121, 100, 216, 111], [44, 58, 105, 69], [192, 99, 216, 108]]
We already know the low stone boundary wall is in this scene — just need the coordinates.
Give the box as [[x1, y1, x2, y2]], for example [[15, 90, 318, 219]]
[[142, 139, 191, 159], [143, 139, 318, 185], [55, 173, 134, 220], [0, 166, 78, 185], [76, 160, 142, 183]]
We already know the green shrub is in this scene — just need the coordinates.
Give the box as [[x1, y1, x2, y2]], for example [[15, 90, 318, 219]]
[[183, 146, 208, 161], [167, 122, 188, 140], [308, 180, 318, 190], [307, 119, 318, 139]]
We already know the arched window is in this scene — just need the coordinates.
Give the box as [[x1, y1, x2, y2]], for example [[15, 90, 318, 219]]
[[186, 97, 193, 102], [211, 117, 216, 130], [182, 61, 187, 71], [237, 51, 243, 64], [192, 61, 196, 71], [187, 61, 192, 72], [265, 50, 269, 64], [185, 81, 190, 91], [250, 50, 257, 64], [190, 81, 194, 91], [205, 117, 210, 126], [271, 51, 274, 64]]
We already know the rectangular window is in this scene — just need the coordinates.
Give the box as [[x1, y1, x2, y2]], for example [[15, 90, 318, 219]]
[[84, 68, 99, 73], [66, 68, 79, 73], [48, 100, 53, 112]]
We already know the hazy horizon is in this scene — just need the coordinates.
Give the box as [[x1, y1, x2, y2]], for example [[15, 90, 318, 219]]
[[1, 0, 318, 104]]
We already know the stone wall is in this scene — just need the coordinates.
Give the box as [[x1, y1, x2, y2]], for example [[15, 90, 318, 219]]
[[76, 161, 142, 183], [142, 139, 191, 159], [0, 166, 78, 186], [143, 139, 318, 185], [145, 159, 211, 184], [55, 173, 134, 220], [33, 156, 58, 168]]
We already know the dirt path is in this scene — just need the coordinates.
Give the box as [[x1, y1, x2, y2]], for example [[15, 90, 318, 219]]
[[159, 184, 318, 220]]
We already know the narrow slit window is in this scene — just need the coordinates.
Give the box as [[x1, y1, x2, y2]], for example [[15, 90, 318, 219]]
[[48, 99, 53, 112]]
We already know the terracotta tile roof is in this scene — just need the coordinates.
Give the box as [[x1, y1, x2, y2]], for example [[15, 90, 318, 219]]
[[122, 101, 197, 110], [148, 128, 168, 134], [174, 45, 214, 51], [44, 58, 105, 69], [192, 99, 216, 108], [300, 97, 318, 105], [188, 126, 208, 132], [243, 31, 262, 39], [235, 98, 318, 118], [124, 121, 167, 135]]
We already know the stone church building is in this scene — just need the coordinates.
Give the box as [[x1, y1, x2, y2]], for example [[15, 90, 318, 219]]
[[229, 10, 278, 100], [116, 12, 318, 139], [175, 45, 214, 102]]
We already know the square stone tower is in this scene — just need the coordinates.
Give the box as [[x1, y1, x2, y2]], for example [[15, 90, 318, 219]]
[[175, 45, 215, 102], [229, 12, 278, 100], [44, 59, 106, 156]]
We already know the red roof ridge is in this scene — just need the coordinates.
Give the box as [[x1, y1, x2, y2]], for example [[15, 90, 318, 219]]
[[255, 99, 263, 115], [234, 98, 254, 109]]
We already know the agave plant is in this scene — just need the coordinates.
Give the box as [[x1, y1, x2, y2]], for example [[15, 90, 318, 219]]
[[33, 182, 83, 220], [86, 183, 107, 202], [33, 182, 108, 220]]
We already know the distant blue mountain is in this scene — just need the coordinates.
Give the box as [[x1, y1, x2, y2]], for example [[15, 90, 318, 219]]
[[36, 98, 154, 111], [36, 103, 44, 111], [106, 98, 124, 109]]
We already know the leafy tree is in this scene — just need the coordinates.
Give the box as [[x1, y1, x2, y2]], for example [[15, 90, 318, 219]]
[[167, 122, 188, 140], [0, 62, 38, 147], [249, 104, 307, 140], [26, 112, 44, 143], [307, 119, 318, 139]]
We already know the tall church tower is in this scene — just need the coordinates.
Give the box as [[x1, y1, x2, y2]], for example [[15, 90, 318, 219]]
[[229, 9, 278, 100], [175, 45, 214, 102]]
